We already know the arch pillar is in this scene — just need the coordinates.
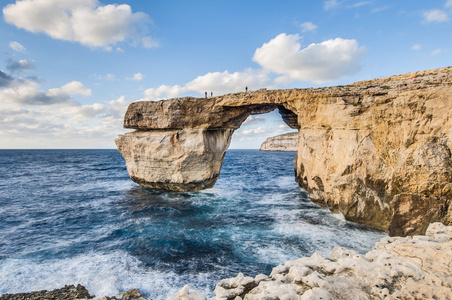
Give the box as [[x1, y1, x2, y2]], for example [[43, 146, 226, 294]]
[[116, 128, 234, 191]]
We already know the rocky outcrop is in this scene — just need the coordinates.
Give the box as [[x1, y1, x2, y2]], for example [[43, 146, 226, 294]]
[[0, 285, 145, 300], [259, 132, 298, 151], [116, 67, 452, 236], [195, 222, 452, 300]]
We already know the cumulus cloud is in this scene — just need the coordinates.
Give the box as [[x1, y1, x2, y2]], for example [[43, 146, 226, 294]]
[[127, 73, 144, 81], [253, 33, 366, 83], [142, 33, 367, 100], [447, 0, 452, 8], [144, 69, 271, 100], [9, 41, 26, 52], [0, 64, 132, 148], [0, 92, 134, 148], [300, 22, 318, 33], [48, 81, 92, 97], [3, 0, 155, 49], [423, 9, 449, 23], [412, 44, 422, 50], [6, 59, 35, 73], [1, 79, 91, 106]]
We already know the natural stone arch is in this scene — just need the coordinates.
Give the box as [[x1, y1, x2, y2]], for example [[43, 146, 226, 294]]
[[116, 97, 300, 191], [117, 68, 452, 236]]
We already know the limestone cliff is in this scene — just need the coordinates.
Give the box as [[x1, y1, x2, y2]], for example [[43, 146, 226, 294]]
[[116, 67, 452, 236], [259, 132, 299, 151]]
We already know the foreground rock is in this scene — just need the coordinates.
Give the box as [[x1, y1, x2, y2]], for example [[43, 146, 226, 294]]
[[117, 67, 452, 235], [0, 285, 92, 300], [174, 222, 451, 300], [259, 132, 298, 151], [0, 285, 145, 300]]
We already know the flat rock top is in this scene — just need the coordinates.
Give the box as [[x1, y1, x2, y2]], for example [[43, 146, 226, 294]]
[[123, 67, 452, 130]]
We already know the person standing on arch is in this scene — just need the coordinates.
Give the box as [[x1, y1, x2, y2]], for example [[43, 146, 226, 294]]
[[205, 92, 207, 98], [245, 86, 248, 93]]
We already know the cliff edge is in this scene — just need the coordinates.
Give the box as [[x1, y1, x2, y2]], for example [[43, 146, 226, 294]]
[[259, 132, 299, 151], [117, 67, 452, 236]]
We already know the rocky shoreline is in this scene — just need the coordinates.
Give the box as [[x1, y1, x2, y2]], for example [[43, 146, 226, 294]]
[[3, 222, 451, 300]]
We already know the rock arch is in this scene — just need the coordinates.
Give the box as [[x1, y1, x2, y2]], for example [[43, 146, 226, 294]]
[[117, 67, 452, 236], [116, 94, 299, 191]]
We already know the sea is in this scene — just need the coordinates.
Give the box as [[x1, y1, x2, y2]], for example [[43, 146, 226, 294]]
[[0, 149, 386, 299]]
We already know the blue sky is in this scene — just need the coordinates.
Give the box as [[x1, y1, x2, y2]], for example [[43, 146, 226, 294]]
[[0, 0, 451, 149]]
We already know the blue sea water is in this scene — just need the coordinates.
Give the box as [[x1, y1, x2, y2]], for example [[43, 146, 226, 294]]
[[0, 149, 385, 298]]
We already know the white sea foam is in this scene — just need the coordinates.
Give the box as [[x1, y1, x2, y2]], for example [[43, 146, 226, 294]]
[[0, 251, 215, 299], [275, 176, 297, 189]]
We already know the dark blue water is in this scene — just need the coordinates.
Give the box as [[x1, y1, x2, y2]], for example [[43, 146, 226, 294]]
[[0, 150, 385, 298]]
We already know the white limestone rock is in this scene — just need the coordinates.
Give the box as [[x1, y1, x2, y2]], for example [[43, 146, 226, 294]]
[[207, 222, 452, 300], [169, 285, 206, 300]]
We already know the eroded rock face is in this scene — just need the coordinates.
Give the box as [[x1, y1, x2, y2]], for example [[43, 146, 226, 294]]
[[117, 67, 452, 235], [259, 132, 299, 151], [116, 128, 233, 191]]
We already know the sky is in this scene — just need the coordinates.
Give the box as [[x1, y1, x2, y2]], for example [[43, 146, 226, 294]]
[[0, 0, 451, 149]]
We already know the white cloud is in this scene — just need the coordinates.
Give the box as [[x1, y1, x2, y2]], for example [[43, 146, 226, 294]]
[[431, 49, 443, 56], [0, 90, 134, 148], [242, 115, 266, 126], [324, 0, 340, 10], [6, 59, 35, 73], [143, 33, 367, 100], [9, 41, 26, 52], [1, 79, 91, 107], [48, 81, 92, 96], [372, 6, 391, 13], [0, 65, 133, 148], [423, 9, 449, 23], [127, 73, 144, 81], [446, 0, 452, 8], [94, 73, 116, 81], [348, 1, 371, 8], [300, 22, 318, 33], [411, 44, 422, 50], [253, 33, 366, 83], [144, 69, 271, 100], [142, 36, 159, 49], [3, 0, 155, 49]]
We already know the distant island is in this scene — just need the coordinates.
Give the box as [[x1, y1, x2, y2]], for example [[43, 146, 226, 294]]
[[259, 132, 298, 151]]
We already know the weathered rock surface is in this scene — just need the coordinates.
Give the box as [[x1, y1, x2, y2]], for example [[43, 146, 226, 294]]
[[117, 67, 452, 236], [259, 132, 299, 151], [0, 285, 92, 300], [0, 286, 145, 300], [201, 222, 452, 300]]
